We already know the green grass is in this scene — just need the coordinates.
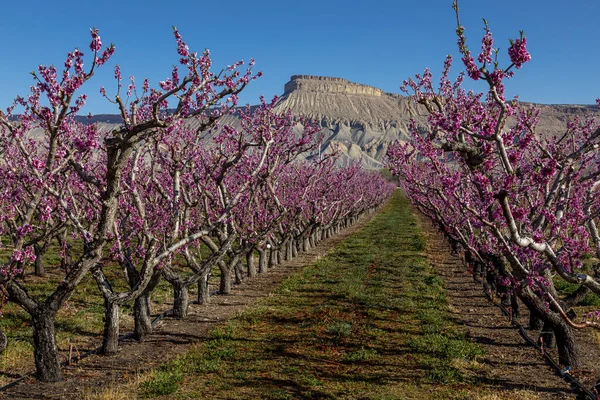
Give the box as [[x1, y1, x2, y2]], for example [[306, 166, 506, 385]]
[[128, 191, 496, 399], [0, 239, 224, 385]]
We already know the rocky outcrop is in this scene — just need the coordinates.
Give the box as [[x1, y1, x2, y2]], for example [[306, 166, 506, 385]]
[[284, 75, 383, 97], [275, 75, 428, 168]]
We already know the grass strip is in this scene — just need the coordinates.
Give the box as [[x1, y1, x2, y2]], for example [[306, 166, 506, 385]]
[[124, 192, 500, 399]]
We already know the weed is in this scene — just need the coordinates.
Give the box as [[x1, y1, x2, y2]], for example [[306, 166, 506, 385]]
[[326, 321, 352, 342], [412, 234, 426, 251], [341, 347, 378, 363], [139, 369, 183, 397]]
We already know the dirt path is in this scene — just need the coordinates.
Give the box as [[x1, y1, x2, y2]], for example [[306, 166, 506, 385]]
[[418, 212, 600, 399], [1, 212, 380, 400]]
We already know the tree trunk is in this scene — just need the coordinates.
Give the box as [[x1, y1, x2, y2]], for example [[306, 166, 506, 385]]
[[518, 287, 580, 367], [540, 321, 555, 348], [247, 251, 256, 277], [101, 300, 120, 356], [134, 292, 152, 341], [284, 242, 292, 261], [133, 271, 160, 341], [268, 249, 275, 269], [553, 320, 580, 368], [197, 269, 210, 305], [219, 265, 232, 295], [257, 249, 267, 274], [529, 309, 544, 331], [292, 241, 298, 257], [0, 330, 7, 354], [234, 260, 244, 284], [173, 281, 190, 319], [33, 242, 48, 277], [302, 237, 310, 252], [275, 249, 282, 265], [309, 233, 316, 248], [31, 309, 62, 382]]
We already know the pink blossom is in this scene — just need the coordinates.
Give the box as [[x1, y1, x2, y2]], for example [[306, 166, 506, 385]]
[[508, 35, 531, 69], [90, 28, 102, 52]]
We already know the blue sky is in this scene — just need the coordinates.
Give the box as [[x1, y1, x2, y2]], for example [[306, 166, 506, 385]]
[[1, 0, 598, 114]]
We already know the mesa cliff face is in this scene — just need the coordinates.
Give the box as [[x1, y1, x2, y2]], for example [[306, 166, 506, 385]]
[[274, 75, 426, 168], [283, 75, 384, 97]]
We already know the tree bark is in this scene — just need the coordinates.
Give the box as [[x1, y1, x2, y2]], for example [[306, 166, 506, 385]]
[[134, 293, 152, 341], [284, 241, 292, 261], [553, 320, 581, 368], [0, 330, 7, 354], [33, 242, 48, 277], [234, 260, 244, 284], [257, 249, 267, 274], [275, 249, 282, 265], [101, 300, 120, 356], [302, 237, 310, 252], [133, 271, 161, 341], [247, 251, 256, 277], [31, 309, 62, 382], [172, 281, 189, 319], [197, 268, 210, 305], [540, 321, 556, 348], [518, 287, 580, 367], [268, 249, 275, 269], [219, 265, 232, 295]]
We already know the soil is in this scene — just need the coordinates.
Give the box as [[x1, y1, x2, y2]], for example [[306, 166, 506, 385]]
[[418, 212, 600, 400], [2, 205, 600, 399]]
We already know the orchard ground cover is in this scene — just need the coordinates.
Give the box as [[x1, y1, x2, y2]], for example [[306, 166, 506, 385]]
[[0, 197, 381, 398], [66, 190, 599, 400]]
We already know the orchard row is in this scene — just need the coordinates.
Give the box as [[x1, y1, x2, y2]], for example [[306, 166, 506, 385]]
[[0, 28, 395, 382]]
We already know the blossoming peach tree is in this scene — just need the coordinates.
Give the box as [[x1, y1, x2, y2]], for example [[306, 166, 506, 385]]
[[386, 0, 600, 368], [0, 27, 260, 381], [0, 28, 395, 382], [388, 2, 600, 367]]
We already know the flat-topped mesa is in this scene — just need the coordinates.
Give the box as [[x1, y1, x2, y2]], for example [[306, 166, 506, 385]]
[[283, 75, 383, 97]]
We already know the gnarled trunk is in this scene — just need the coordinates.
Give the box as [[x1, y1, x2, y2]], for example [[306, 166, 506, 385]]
[[234, 260, 244, 284], [31, 309, 62, 382], [134, 293, 152, 341], [33, 242, 49, 277], [284, 241, 292, 261], [172, 281, 190, 319], [133, 271, 161, 341], [268, 248, 275, 269], [197, 268, 210, 305], [553, 320, 580, 367], [219, 263, 232, 294], [247, 251, 256, 277], [275, 248, 282, 265], [518, 287, 580, 367], [101, 300, 120, 356], [257, 249, 267, 274]]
